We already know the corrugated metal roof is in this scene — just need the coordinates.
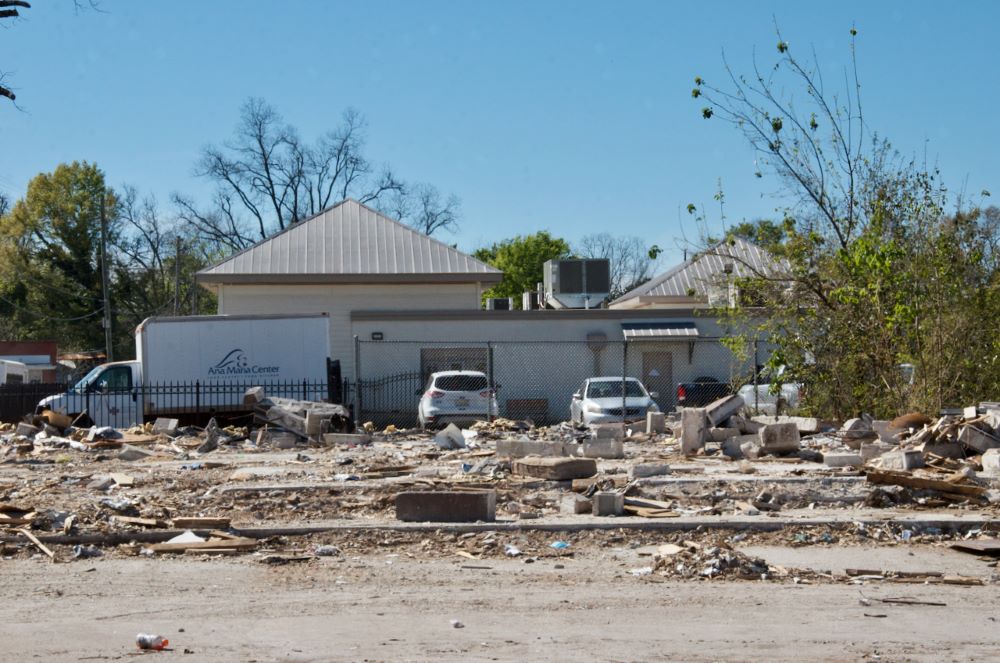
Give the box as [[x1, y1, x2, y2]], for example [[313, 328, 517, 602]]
[[612, 238, 778, 303], [621, 321, 699, 339], [197, 199, 502, 284]]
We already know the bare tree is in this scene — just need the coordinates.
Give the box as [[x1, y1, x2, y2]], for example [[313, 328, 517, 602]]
[[186, 98, 409, 248], [575, 234, 660, 299], [0, 1, 31, 102], [386, 183, 460, 236], [0, 191, 9, 216]]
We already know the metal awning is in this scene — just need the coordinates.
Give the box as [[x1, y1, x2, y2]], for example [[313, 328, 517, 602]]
[[621, 321, 699, 339]]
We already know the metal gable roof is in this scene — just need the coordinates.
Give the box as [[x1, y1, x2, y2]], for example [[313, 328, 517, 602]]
[[612, 237, 778, 303], [196, 199, 502, 285]]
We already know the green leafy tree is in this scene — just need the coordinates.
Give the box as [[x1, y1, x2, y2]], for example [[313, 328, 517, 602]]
[[0, 161, 114, 351], [695, 25, 1000, 418], [473, 231, 570, 308]]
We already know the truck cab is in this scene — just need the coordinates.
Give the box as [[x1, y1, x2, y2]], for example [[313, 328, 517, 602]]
[[38, 360, 142, 428]]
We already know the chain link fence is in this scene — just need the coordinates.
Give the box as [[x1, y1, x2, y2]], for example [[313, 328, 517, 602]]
[[353, 337, 763, 429]]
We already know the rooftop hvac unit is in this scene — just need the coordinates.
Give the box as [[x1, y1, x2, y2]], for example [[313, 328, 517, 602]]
[[486, 297, 513, 311], [522, 290, 540, 310], [542, 259, 611, 309]]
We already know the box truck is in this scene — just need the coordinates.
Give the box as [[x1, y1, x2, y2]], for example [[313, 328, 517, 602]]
[[38, 314, 341, 428]]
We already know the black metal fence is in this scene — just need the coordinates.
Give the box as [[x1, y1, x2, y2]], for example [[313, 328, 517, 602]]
[[1, 379, 347, 428], [353, 337, 766, 428]]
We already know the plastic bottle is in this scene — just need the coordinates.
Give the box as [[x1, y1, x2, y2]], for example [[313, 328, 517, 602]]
[[135, 634, 169, 650]]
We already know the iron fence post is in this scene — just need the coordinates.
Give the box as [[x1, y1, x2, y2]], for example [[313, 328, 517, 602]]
[[622, 340, 628, 438], [487, 341, 495, 422], [195, 380, 201, 417], [353, 335, 361, 425], [753, 337, 759, 414]]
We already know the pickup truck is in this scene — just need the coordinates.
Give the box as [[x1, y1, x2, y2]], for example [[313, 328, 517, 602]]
[[676, 376, 732, 408]]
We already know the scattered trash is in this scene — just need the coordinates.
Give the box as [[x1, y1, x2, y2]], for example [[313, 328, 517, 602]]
[[135, 633, 169, 650], [314, 545, 341, 557], [549, 541, 570, 550], [504, 544, 521, 557], [450, 619, 465, 629], [72, 544, 102, 559]]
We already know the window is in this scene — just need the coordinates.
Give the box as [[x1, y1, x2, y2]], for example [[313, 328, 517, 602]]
[[94, 366, 132, 392], [586, 380, 646, 398], [434, 374, 488, 392]]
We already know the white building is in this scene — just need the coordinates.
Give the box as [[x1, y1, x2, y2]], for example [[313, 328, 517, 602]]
[[197, 200, 759, 424]]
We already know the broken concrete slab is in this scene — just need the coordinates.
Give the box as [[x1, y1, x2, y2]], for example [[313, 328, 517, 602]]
[[15, 422, 40, 438], [512, 457, 597, 481], [681, 408, 708, 455], [705, 394, 745, 427], [727, 415, 763, 434], [751, 415, 820, 434], [646, 411, 666, 435], [562, 493, 592, 515], [395, 490, 496, 523], [759, 422, 800, 454], [592, 491, 624, 517], [496, 438, 567, 458], [721, 435, 751, 459], [630, 463, 670, 479], [740, 439, 763, 460], [958, 425, 1000, 454], [879, 449, 925, 471], [841, 418, 874, 439], [917, 441, 965, 459], [151, 418, 179, 436], [118, 445, 153, 461], [87, 476, 114, 491], [824, 452, 863, 468], [321, 433, 372, 446]]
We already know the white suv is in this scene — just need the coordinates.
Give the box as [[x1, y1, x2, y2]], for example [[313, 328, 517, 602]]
[[418, 370, 499, 429]]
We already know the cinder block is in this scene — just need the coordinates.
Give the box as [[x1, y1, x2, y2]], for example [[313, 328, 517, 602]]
[[759, 422, 800, 453], [681, 408, 708, 455], [824, 452, 863, 468], [723, 435, 755, 459], [841, 418, 874, 439], [512, 457, 598, 481], [879, 449, 925, 471], [709, 427, 741, 442], [705, 395, 745, 427], [646, 411, 667, 434], [395, 490, 496, 522], [15, 422, 40, 438], [958, 425, 1000, 454], [630, 463, 670, 479], [562, 494, 592, 514], [982, 449, 1000, 477], [590, 424, 624, 441], [592, 491, 624, 517], [860, 441, 895, 462], [575, 439, 624, 459]]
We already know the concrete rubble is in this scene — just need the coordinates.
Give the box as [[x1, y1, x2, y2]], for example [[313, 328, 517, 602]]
[[0, 395, 997, 579]]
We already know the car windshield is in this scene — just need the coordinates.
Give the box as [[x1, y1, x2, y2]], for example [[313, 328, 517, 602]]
[[72, 365, 106, 392], [587, 380, 646, 398], [435, 375, 488, 392]]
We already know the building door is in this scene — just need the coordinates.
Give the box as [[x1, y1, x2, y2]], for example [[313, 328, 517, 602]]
[[642, 351, 673, 412]]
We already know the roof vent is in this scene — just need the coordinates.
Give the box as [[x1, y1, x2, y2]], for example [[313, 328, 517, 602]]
[[543, 259, 610, 309]]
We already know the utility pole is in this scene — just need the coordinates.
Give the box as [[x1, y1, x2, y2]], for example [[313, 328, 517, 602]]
[[173, 236, 181, 315], [100, 193, 114, 362]]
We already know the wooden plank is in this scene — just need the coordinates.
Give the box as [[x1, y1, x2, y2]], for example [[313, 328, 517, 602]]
[[950, 539, 1000, 556], [18, 528, 54, 559], [170, 517, 231, 529], [571, 475, 629, 492], [623, 505, 680, 518], [150, 537, 257, 554], [865, 469, 986, 496], [114, 516, 167, 528], [184, 547, 239, 556], [624, 496, 675, 511]]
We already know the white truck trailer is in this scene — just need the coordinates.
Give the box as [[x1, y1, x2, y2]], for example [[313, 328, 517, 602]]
[[38, 314, 340, 428]]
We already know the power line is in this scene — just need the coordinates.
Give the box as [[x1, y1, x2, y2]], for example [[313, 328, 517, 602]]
[[0, 291, 103, 322]]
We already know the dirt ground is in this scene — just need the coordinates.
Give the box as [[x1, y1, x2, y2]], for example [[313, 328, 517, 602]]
[[3, 541, 998, 663]]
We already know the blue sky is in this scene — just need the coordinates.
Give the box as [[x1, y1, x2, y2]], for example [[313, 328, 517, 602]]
[[2, 1, 997, 265]]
